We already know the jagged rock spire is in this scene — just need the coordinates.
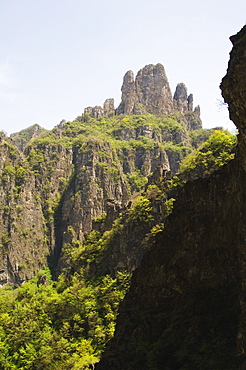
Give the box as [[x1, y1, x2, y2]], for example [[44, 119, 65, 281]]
[[116, 70, 137, 115], [116, 63, 174, 115], [173, 83, 189, 112], [83, 63, 202, 130], [135, 63, 174, 115]]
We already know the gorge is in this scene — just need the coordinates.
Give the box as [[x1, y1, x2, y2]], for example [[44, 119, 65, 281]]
[[0, 25, 245, 370]]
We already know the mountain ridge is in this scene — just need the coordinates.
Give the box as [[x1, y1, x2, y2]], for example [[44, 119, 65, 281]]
[[0, 47, 240, 368]]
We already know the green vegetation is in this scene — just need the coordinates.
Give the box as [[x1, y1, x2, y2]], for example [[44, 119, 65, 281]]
[[128, 196, 154, 223], [169, 130, 237, 189], [0, 267, 130, 369], [25, 113, 188, 153], [188, 127, 223, 148], [10, 124, 47, 151], [126, 170, 148, 192], [0, 114, 238, 368]]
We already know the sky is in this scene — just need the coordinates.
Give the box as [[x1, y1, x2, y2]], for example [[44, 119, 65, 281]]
[[0, 0, 245, 135]]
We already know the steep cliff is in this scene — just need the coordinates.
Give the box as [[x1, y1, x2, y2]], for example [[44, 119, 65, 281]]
[[0, 133, 48, 286], [96, 26, 246, 370], [1, 108, 205, 285]]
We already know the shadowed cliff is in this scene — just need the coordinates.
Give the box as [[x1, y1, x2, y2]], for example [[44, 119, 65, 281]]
[[96, 26, 246, 370]]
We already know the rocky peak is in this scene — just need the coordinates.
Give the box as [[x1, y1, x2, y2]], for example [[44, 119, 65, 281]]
[[115, 70, 136, 115], [116, 63, 201, 120], [173, 83, 200, 116], [82, 63, 202, 129], [103, 98, 115, 117], [173, 83, 189, 112], [122, 70, 135, 93], [57, 119, 66, 129], [116, 63, 174, 116], [135, 63, 174, 115], [187, 93, 193, 111]]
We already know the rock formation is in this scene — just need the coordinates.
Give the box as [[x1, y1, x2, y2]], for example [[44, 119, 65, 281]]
[[96, 26, 246, 370], [57, 119, 66, 129], [83, 99, 115, 119], [136, 63, 174, 115], [0, 133, 48, 286], [83, 63, 202, 130], [116, 64, 174, 115], [103, 98, 115, 117], [84, 105, 105, 119], [0, 49, 211, 288], [173, 82, 192, 112]]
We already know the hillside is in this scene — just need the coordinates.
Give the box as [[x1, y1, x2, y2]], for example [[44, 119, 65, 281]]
[[0, 62, 204, 287], [0, 55, 239, 370]]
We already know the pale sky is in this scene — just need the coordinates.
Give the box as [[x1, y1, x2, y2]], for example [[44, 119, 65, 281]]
[[0, 0, 245, 135]]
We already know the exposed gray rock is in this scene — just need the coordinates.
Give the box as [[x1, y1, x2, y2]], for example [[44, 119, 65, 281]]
[[103, 98, 115, 117], [184, 105, 202, 130], [82, 63, 202, 129], [58, 119, 66, 129], [84, 99, 115, 119], [173, 83, 189, 112], [116, 64, 174, 116], [188, 94, 193, 111], [84, 106, 104, 119], [116, 70, 137, 115], [135, 63, 174, 115]]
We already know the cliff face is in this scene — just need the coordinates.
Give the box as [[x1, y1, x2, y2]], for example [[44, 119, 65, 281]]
[[96, 26, 246, 369], [0, 134, 48, 286], [1, 108, 198, 285]]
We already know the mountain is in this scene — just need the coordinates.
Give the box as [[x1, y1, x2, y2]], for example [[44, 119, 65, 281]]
[[96, 25, 246, 370], [0, 51, 238, 369], [0, 63, 204, 287]]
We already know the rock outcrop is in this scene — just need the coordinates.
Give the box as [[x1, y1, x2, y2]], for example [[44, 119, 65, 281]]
[[83, 63, 202, 130], [116, 64, 173, 115], [84, 105, 105, 119], [83, 99, 115, 119], [173, 82, 192, 112], [0, 134, 48, 286], [103, 98, 115, 117], [96, 26, 246, 370]]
